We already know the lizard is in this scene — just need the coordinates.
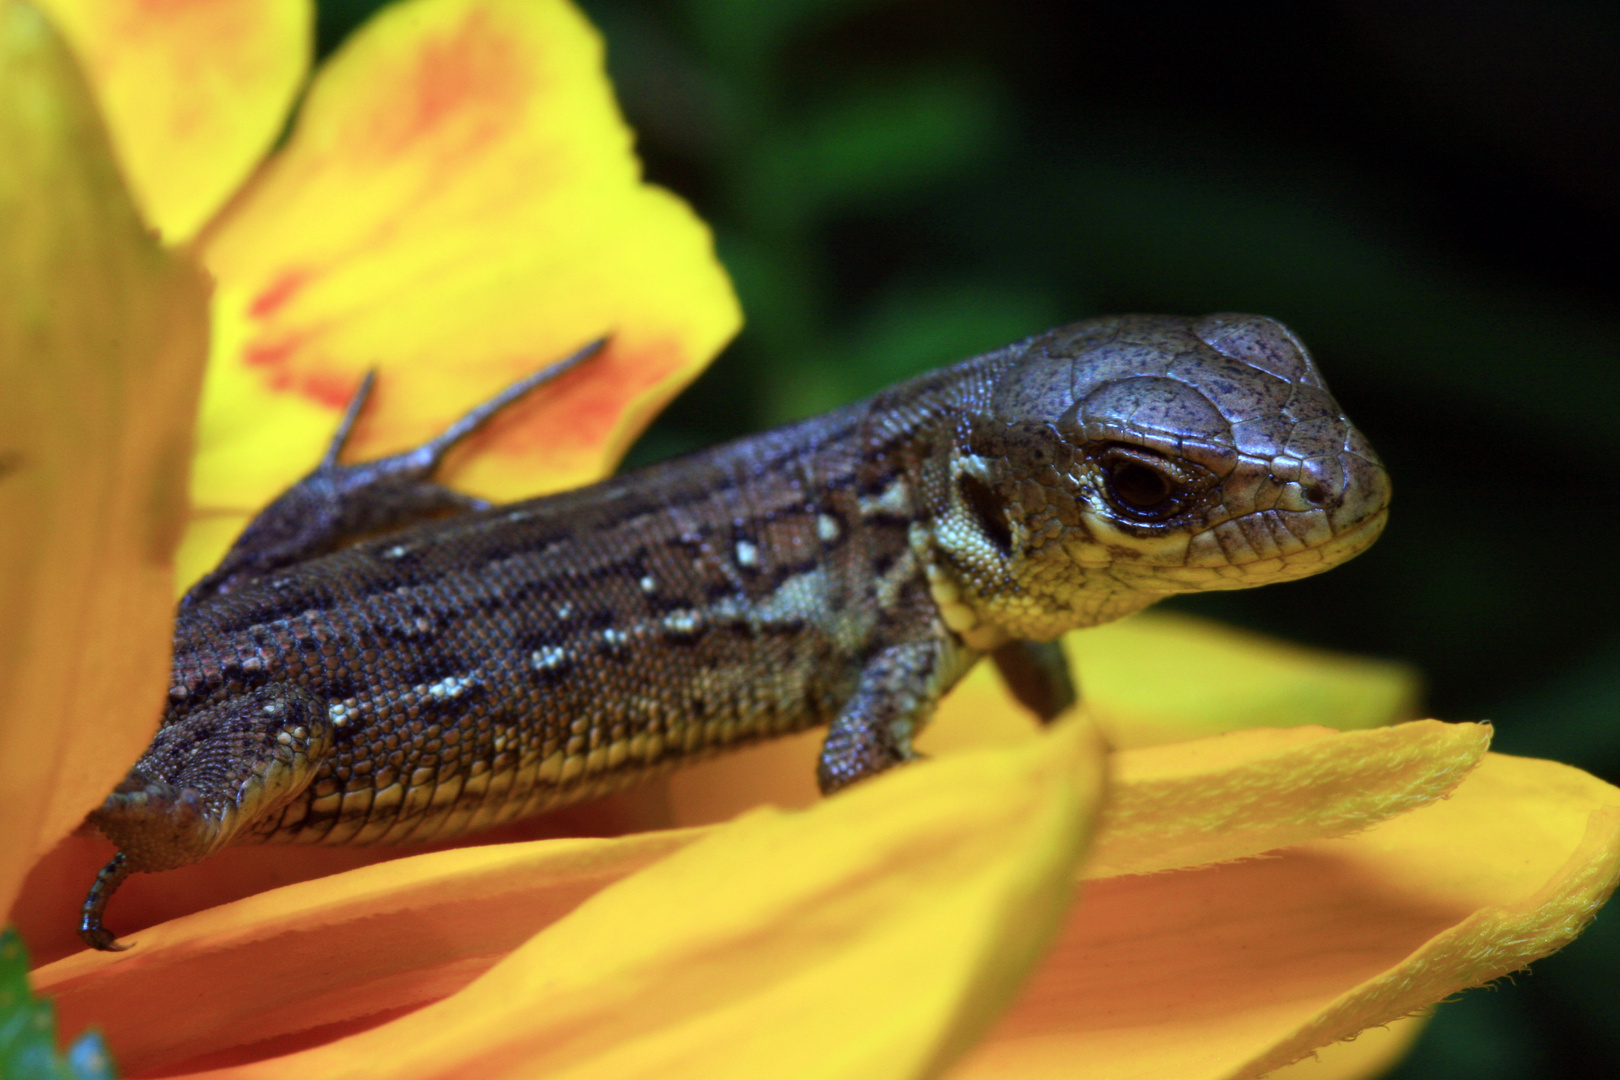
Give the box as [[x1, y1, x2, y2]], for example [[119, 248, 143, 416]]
[[78, 312, 1391, 950]]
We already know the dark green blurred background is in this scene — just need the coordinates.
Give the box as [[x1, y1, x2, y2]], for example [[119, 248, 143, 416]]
[[323, 2, 1620, 1075]]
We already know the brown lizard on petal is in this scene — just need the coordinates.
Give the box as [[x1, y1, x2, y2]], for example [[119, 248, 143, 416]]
[[80, 314, 1391, 950]]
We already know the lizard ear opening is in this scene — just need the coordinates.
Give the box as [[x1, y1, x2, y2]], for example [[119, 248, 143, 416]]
[[958, 470, 1013, 555]]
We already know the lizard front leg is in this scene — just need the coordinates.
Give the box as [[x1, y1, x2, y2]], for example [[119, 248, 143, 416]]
[[81, 684, 333, 949], [183, 338, 604, 606], [991, 640, 1077, 723], [816, 636, 1072, 795], [817, 638, 953, 794]]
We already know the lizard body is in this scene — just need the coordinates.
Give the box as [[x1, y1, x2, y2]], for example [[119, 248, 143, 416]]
[[81, 313, 1390, 948]]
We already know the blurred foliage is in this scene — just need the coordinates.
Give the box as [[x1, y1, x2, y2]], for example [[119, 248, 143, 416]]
[[315, 1, 1620, 1076], [0, 927, 114, 1079]]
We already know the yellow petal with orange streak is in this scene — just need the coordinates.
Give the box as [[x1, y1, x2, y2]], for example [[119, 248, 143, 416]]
[[946, 753, 1620, 1080], [32, 830, 702, 1076], [0, 0, 208, 913], [183, 0, 741, 589], [1087, 720, 1492, 878], [105, 715, 1103, 1080], [33, 0, 309, 242], [666, 726, 826, 825]]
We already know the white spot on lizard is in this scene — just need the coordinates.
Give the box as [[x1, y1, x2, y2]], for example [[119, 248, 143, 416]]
[[425, 674, 476, 700], [529, 646, 568, 671], [661, 609, 702, 635]]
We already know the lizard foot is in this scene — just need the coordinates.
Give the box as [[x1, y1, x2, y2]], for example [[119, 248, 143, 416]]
[[817, 640, 942, 794], [183, 337, 606, 606], [83, 685, 333, 948]]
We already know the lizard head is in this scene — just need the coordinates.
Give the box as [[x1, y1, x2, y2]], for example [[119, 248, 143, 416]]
[[87, 687, 333, 872], [918, 313, 1391, 646]]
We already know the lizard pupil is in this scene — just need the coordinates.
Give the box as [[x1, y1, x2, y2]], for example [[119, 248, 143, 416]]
[[1099, 448, 1184, 520], [1112, 461, 1170, 506]]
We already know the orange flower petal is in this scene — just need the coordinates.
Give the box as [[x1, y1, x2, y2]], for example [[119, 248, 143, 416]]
[[182, 0, 741, 587], [32, 830, 702, 1075], [33, 0, 310, 242], [1087, 720, 1492, 878], [666, 728, 825, 825], [947, 753, 1620, 1080], [11, 779, 678, 970], [0, 0, 208, 913]]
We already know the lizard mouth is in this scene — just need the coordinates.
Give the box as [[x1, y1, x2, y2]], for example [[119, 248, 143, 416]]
[[1199, 505, 1390, 588], [1317, 507, 1389, 563], [1095, 504, 1388, 596]]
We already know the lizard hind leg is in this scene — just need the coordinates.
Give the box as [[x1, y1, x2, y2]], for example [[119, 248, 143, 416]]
[[80, 684, 333, 950], [182, 336, 607, 606]]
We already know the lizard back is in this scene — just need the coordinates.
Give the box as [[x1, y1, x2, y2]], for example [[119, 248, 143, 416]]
[[164, 369, 954, 847]]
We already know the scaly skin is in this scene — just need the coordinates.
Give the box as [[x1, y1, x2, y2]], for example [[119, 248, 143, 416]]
[[80, 313, 1390, 949]]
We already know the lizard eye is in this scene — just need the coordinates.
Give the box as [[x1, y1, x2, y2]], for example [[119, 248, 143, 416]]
[[1096, 445, 1201, 522]]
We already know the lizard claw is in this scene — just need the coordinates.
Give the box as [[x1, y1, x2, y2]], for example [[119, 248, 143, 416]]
[[78, 925, 131, 953]]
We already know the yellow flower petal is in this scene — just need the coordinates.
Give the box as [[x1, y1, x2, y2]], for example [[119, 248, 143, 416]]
[[887, 613, 1423, 769], [33, 0, 310, 242], [268, 718, 1104, 1080], [1238, 753, 1620, 1077], [32, 830, 702, 1076], [1072, 613, 1422, 748], [40, 716, 1104, 1079], [0, 0, 208, 913], [183, 0, 741, 587], [670, 617, 1429, 828], [1088, 720, 1492, 878], [947, 753, 1620, 1080]]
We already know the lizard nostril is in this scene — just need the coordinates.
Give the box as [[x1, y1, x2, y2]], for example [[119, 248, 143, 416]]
[[1302, 483, 1328, 506]]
